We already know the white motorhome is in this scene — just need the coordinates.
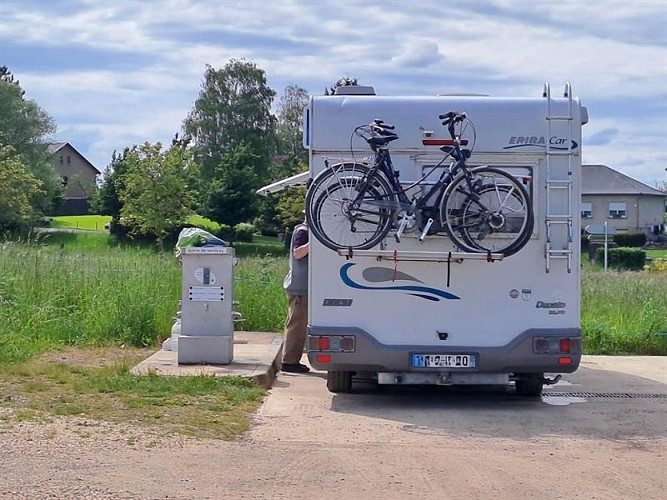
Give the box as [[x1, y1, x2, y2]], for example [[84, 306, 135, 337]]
[[294, 84, 586, 396]]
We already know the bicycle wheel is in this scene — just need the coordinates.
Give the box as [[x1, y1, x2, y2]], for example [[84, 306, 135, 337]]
[[440, 167, 533, 257], [306, 162, 370, 243], [306, 163, 396, 251]]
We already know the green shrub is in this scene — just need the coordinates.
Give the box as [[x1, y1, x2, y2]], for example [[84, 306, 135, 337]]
[[596, 247, 646, 271], [215, 224, 233, 242], [613, 232, 646, 247], [233, 223, 255, 242], [252, 216, 279, 237], [645, 258, 667, 274]]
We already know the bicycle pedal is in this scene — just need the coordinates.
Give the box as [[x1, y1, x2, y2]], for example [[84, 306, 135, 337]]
[[419, 218, 434, 241]]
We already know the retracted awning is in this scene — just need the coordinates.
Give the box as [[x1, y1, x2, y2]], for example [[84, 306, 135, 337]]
[[255, 171, 310, 196]]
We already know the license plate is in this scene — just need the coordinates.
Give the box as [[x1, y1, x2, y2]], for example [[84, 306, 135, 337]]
[[411, 353, 476, 369]]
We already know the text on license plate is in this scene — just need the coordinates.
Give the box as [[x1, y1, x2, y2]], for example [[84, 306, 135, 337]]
[[411, 354, 476, 368]]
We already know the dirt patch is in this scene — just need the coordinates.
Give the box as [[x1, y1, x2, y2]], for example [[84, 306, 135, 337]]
[[37, 346, 154, 368]]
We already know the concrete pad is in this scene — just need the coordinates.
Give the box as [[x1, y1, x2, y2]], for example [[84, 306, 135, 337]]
[[579, 355, 667, 385], [131, 331, 283, 389]]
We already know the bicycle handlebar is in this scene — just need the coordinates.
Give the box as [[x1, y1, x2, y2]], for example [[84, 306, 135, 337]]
[[439, 111, 467, 126], [373, 119, 395, 130], [370, 120, 396, 136], [438, 111, 467, 142]]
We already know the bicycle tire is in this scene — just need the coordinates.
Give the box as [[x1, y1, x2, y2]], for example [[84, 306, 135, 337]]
[[440, 167, 533, 257], [306, 162, 369, 243], [457, 183, 534, 256], [306, 163, 396, 251]]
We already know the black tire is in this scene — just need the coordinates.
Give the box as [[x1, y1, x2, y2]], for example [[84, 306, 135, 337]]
[[306, 163, 396, 251], [515, 373, 544, 397], [440, 167, 533, 257], [327, 370, 353, 393]]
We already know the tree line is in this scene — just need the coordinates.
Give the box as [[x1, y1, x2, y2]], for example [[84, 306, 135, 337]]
[[0, 59, 358, 246], [0, 66, 61, 231]]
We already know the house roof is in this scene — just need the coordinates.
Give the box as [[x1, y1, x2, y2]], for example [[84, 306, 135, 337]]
[[582, 164, 666, 197], [47, 142, 68, 154], [47, 142, 101, 174]]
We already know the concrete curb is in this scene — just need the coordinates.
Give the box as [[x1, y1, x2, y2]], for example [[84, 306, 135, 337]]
[[131, 331, 283, 389]]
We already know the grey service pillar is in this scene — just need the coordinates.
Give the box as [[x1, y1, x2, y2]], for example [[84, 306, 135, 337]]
[[177, 246, 235, 364]]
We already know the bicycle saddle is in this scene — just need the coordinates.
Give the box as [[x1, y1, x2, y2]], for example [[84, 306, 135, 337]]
[[368, 134, 398, 148]]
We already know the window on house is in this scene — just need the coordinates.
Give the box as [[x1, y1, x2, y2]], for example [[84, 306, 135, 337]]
[[67, 155, 71, 164], [59, 156, 63, 163], [608, 202, 626, 219], [581, 202, 592, 218]]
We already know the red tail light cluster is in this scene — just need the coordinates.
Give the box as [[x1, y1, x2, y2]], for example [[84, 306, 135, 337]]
[[308, 335, 356, 353], [533, 336, 580, 354]]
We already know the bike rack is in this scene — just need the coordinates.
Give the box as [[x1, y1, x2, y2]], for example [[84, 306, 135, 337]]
[[336, 248, 503, 262]]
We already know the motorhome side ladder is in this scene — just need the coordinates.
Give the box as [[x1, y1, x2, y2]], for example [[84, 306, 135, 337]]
[[543, 82, 575, 273]]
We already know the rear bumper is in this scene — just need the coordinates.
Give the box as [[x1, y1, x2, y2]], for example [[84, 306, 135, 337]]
[[307, 326, 581, 375]]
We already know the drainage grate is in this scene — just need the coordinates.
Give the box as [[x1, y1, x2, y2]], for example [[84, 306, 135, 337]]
[[543, 392, 667, 399]]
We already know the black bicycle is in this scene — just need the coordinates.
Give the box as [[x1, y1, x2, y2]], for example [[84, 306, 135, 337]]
[[305, 112, 534, 257]]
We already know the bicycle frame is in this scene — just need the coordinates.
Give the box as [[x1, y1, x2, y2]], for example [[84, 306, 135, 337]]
[[353, 133, 478, 233]]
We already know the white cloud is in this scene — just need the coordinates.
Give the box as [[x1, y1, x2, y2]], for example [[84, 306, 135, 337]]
[[0, 0, 664, 185], [391, 39, 443, 68]]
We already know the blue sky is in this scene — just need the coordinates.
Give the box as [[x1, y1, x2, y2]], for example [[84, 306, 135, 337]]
[[1, 0, 665, 186]]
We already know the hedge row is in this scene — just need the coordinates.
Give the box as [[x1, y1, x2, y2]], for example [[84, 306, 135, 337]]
[[595, 247, 646, 271]]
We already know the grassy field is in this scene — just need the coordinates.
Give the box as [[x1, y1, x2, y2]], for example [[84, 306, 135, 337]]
[[582, 271, 667, 354], [50, 215, 111, 231], [51, 214, 219, 233], [646, 248, 667, 259], [0, 348, 263, 439]]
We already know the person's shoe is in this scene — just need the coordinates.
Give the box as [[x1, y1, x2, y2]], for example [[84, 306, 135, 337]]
[[281, 363, 310, 373]]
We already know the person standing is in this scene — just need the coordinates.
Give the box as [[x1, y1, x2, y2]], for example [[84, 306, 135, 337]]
[[281, 216, 310, 373]]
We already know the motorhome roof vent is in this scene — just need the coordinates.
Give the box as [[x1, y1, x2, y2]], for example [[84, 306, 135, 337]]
[[334, 85, 376, 96]]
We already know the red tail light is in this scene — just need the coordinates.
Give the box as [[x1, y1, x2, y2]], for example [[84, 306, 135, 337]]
[[559, 338, 571, 353], [340, 337, 355, 351]]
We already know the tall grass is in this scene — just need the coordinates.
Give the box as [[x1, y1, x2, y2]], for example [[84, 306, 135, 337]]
[[234, 257, 288, 331], [0, 240, 181, 362], [582, 271, 667, 355], [0, 235, 288, 363]]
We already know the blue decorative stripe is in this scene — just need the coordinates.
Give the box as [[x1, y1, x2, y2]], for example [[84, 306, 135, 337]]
[[407, 293, 441, 302], [340, 263, 460, 301]]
